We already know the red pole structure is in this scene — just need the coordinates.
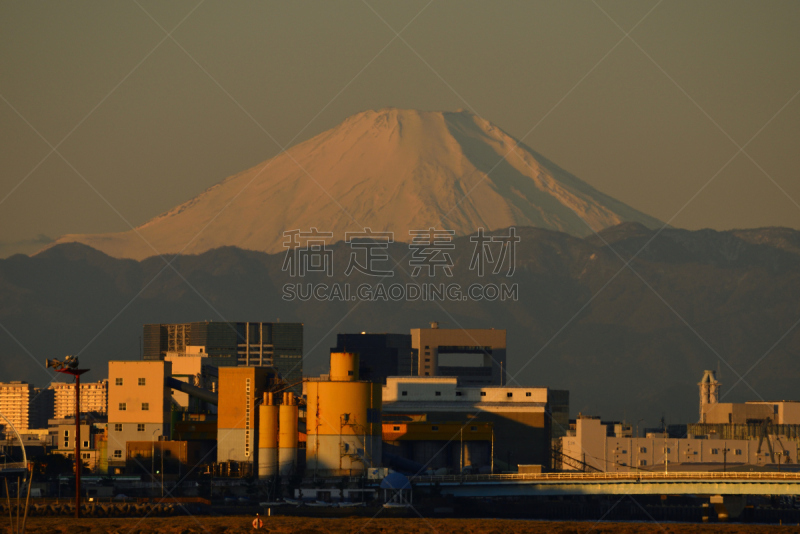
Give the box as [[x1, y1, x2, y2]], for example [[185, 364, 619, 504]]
[[75, 373, 81, 519]]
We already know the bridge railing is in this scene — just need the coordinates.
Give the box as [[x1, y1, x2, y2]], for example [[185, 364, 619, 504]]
[[412, 471, 800, 484]]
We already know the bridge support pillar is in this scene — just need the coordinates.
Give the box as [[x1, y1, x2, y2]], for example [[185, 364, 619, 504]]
[[710, 494, 746, 521]]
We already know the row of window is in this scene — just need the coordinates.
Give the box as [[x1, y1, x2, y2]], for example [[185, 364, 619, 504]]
[[391, 425, 480, 432], [118, 402, 149, 411], [400, 390, 533, 397], [618, 447, 747, 456], [112, 423, 148, 432], [114, 378, 147, 386]]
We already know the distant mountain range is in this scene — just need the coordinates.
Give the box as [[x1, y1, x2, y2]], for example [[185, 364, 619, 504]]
[[4, 223, 799, 426], [45, 108, 662, 260]]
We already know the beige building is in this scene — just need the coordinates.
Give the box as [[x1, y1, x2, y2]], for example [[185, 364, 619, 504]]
[[106, 361, 172, 471], [0, 381, 52, 432], [50, 379, 108, 419], [703, 401, 800, 425], [561, 416, 798, 472], [383, 376, 568, 470], [411, 324, 506, 386]]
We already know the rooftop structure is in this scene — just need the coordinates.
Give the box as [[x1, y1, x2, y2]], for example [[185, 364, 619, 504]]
[[410, 324, 506, 386]]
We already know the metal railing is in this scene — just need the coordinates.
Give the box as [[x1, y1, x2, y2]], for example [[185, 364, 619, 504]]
[[412, 471, 800, 484]]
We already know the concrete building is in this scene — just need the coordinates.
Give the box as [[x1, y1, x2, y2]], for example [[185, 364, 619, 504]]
[[382, 376, 568, 470], [216, 366, 278, 467], [54, 420, 105, 473], [50, 379, 108, 419], [106, 361, 172, 473], [0, 381, 52, 432], [411, 324, 506, 386], [561, 416, 799, 472], [143, 321, 303, 394], [331, 333, 417, 384]]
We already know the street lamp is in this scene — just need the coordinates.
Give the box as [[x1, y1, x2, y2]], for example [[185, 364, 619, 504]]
[[45, 356, 88, 519]]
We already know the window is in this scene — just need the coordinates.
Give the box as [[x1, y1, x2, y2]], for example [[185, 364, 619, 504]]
[[735, 449, 742, 455], [115, 378, 123, 386], [507, 392, 513, 398], [138, 424, 145, 432], [526, 392, 531, 397], [480, 392, 486, 397], [425, 358, 430, 362], [620, 462, 627, 466], [425, 372, 429, 376], [119, 403, 126, 411], [639, 447, 647, 453], [401, 391, 407, 396], [621, 450, 627, 454], [666, 447, 671, 453], [82, 453, 90, 459], [114, 424, 122, 432], [425, 346, 429, 349], [435, 391, 441, 396], [456, 391, 462, 396], [431, 426, 439, 431], [138, 378, 146, 386], [83, 440, 89, 448], [64, 440, 69, 448], [393, 426, 400, 431], [141, 403, 149, 411], [348, 370, 353, 376], [64, 430, 69, 437], [711, 448, 719, 454], [113, 450, 122, 459], [639, 460, 647, 466]]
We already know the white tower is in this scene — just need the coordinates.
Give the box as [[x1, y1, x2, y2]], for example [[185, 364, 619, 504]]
[[698, 370, 720, 423]]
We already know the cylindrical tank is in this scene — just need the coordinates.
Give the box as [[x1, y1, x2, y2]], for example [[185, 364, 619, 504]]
[[278, 392, 298, 475], [330, 352, 359, 382], [258, 392, 278, 478], [306, 380, 381, 475]]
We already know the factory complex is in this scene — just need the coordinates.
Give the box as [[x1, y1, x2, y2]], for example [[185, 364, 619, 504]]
[[3, 321, 800, 504]]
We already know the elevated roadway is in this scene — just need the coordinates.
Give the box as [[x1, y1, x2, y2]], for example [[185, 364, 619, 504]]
[[412, 471, 800, 497]]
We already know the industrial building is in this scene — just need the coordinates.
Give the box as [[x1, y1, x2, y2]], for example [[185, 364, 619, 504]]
[[50, 379, 108, 419], [330, 333, 417, 384], [382, 419, 494, 474], [216, 366, 282, 469], [382, 376, 568, 471], [143, 321, 304, 394], [165, 354, 218, 413], [106, 360, 173, 473], [410, 324, 506, 386], [560, 415, 798, 472], [305, 352, 382, 476], [0, 381, 52, 432]]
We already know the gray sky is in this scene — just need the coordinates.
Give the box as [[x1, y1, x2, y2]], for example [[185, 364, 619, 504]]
[[1, 0, 798, 257]]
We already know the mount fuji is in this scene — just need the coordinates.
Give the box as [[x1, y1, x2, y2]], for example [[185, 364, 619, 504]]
[[48, 109, 662, 260]]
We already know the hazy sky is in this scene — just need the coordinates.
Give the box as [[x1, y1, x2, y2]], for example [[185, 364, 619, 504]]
[[1, 0, 798, 257]]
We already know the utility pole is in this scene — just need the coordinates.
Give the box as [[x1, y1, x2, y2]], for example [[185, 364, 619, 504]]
[[46, 356, 87, 519]]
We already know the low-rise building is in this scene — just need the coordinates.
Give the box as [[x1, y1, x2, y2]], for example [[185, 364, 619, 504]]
[[561, 415, 798, 472], [106, 360, 172, 473], [382, 376, 568, 470]]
